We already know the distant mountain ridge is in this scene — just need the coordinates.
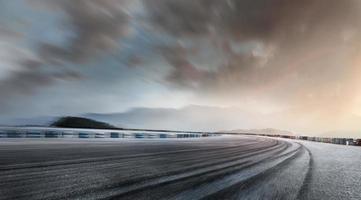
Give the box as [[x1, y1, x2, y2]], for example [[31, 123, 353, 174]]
[[223, 128, 295, 135], [82, 105, 258, 131], [4, 105, 359, 137], [2, 105, 296, 133]]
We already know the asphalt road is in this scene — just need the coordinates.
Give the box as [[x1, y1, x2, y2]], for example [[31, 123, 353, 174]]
[[0, 135, 359, 200]]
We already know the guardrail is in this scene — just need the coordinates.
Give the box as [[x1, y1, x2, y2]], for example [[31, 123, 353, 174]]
[[0, 127, 220, 139], [235, 133, 361, 146]]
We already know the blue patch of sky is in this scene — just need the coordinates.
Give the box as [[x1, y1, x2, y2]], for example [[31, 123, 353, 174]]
[[0, 0, 72, 49], [77, 17, 176, 83], [115, 18, 176, 65]]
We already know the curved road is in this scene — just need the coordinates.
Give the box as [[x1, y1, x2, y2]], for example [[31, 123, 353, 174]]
[[0, 135, 360, 200]]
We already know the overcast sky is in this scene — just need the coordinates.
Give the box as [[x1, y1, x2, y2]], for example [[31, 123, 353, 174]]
[[1, 0, 361, 134]]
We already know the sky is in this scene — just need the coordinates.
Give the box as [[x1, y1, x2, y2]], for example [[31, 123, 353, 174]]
[[1, 0, 361, 135]]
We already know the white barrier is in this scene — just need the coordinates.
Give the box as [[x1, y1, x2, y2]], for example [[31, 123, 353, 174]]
[[0, 127, 220, 139]]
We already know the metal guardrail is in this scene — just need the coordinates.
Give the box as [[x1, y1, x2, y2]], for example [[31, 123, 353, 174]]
[[0, 127, 220, 139], [237, 133, 361, 146]]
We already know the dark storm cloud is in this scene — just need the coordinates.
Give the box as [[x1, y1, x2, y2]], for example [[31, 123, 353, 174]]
[[41, 0, 131, 63], [0, 61, 79, 99], [0, 59, 81, 112], [145, 0, 357, 40], [0, 0, 131, 111], [161, 45, 211, 88], [144, 0, 361, 91]]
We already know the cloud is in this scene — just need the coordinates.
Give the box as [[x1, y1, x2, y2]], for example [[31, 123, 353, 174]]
[[0, 22, 83, 112], [0, 57, 82, 112], [0, 0, 133, 112], [160, 45, 212, 88], [145, 0, 359, 40], [144, 0, 361, 108], [39, 0, 132, 63]]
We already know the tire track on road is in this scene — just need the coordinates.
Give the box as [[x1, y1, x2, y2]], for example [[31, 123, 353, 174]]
[[104, 141, 291, 200], [0, 136, 308, 200], [6, 140, 282, 199], [296, 144, 314, 200], [202, 144, 306, 200]]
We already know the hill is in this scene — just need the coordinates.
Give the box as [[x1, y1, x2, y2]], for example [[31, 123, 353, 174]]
[[51, 116, 118, 129]]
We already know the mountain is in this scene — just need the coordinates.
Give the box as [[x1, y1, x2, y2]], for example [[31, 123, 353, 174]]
[[51, 116, 118, 129], [0, 105, 262, 131], [223, 128, 295, 135], [82, 105, 260, 131]]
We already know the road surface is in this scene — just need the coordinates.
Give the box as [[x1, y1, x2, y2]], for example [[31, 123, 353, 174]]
[[0, 135, 360, 200]]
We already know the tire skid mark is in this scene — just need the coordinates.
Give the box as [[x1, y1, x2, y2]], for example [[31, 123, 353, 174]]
[[100, 141, 292, 200], [202, 145, 305, 200], [0, 137, 302, 200], [296, 143, 314, 200], [0, 145, 253, 171], [0, 140, 279, 185], [165, 143, 301, 200], [0, 139, 276, 175], [0, 140, 273, 172], [0, 139, 282, 198], [56, 142, 287, 200]]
